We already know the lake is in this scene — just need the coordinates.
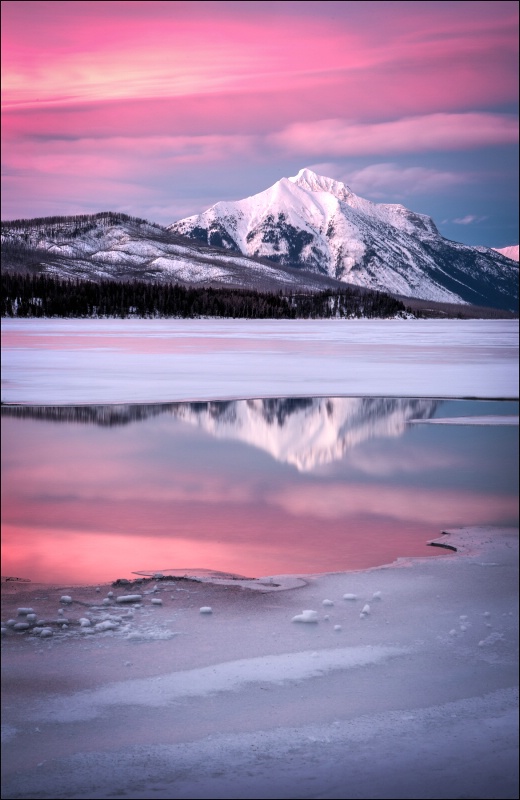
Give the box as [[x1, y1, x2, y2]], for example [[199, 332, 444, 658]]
[[2, 396, 517, 584]]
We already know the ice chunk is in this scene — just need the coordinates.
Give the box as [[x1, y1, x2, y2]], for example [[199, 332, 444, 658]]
[[79, 618, 91, 627], [322, 599, 334, 606], [26, 614, 37, 623], [17, 608, 35, 615], [343, 594, 357, 601], [13, 622, 30, 631], [39, 628, 53, 638], [94, 620, 119, 632], [372, 591, 382, 600], [115, 595, 142, 604], [151, 598, 163, 606], [292, 610, 319, 623], [60, 596, 72, 604], [334, 625, 342, 631], [361, 604, 371, 615], [199, 606, 213, 614]]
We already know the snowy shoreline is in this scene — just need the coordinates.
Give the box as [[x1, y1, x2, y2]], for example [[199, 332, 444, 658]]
[[1, 526, 518, 799]]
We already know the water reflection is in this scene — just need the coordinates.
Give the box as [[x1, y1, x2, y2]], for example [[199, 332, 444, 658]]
[[1, 398, 517, 584], [2, 397, 439, 471]]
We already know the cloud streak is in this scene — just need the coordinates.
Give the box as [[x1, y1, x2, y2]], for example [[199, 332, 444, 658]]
[[1, 1, 518, 244], [272, 114, 519, 157]]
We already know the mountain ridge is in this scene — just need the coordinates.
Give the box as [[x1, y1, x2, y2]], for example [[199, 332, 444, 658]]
[[2, 170, 518, 313], [169, 169, 518, 312]]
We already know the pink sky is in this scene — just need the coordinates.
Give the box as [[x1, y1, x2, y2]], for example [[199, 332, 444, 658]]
[[1, 1, 518, 246]]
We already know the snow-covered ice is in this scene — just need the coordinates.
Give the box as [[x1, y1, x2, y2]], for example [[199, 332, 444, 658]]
[[1, 526, 517, 799], [1, 318, 518, 404]]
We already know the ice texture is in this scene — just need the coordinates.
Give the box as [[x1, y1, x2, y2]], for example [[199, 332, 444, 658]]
[[1, 319, 518, 405], [1, 527, 517, 799]]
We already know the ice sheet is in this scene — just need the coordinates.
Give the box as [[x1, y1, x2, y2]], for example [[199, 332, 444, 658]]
[[2, 318, 518, 404], [1, 527, 518, 799]]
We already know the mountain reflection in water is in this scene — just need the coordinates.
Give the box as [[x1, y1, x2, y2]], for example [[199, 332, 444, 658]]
[[1, 397, 439, 471], [2, 397, 517, 584]]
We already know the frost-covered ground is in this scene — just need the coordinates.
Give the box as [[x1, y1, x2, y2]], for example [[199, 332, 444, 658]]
[[1, 318, 518, 404], [1, 527, 518, 799]]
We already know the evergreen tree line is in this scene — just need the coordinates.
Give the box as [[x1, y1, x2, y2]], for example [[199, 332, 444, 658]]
[[1, 272, 408, 319], [1, 212, 160, 247], [1, 211, 157, 234]]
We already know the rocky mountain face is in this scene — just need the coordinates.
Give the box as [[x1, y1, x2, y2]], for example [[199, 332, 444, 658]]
[[169, 169, 519, 311]]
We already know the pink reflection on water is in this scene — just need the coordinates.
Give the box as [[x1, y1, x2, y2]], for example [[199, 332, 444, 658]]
[[2, 401, 517, 585], [3, 470, 513, 585], [2, 514, 446, 586]]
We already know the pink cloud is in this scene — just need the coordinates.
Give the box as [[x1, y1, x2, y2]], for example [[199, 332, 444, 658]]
[[272, 113, 519, 156], [1, 2, 518, 225], [2, 2, 517, 119]]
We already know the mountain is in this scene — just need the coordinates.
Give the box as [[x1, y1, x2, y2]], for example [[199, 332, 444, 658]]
[[169, 169, 519, 312], [1, 397, 439, 472], [0, 212, 349, 295], [493, 245, 519, 262]]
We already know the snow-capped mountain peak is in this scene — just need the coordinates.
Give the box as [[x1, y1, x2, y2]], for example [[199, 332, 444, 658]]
[[169, 170, 518, 311], [289, 167, 354, 199], [493, 244, 519, 262]]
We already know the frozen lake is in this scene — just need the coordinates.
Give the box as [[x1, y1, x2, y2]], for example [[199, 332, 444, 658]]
[[1, 318, 518, 404], [1, 317, 518, 799]]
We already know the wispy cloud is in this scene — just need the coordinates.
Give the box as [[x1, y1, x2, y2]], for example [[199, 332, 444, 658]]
[[342, 163, 467, 198], [271, 113, 519, 157], [453, 214, 488, 225]]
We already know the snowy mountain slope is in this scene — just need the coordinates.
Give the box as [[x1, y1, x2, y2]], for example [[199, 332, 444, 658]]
[[1, 212, 348, 294], [493, 244, 519, 262], [170, 169, 519, 312]]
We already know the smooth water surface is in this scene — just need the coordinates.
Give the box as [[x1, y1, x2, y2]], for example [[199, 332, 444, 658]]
[[1, 397, 518, 584]]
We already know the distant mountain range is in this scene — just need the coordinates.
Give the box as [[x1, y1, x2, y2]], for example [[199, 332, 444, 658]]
[[1, 169, 518, 312], [170, 169, 518, 312]]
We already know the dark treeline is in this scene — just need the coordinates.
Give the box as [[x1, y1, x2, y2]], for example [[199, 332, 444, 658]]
[[1, 272, 408, 319], [1, 212, 161, 250], [1, 211, 158, 234]]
